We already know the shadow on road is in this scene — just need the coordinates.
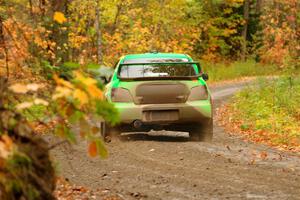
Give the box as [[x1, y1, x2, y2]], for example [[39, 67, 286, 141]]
[[118, 132, 190, 142]]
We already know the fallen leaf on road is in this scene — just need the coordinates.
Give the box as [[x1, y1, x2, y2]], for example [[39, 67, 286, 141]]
[[248, 159, 256, 165], [226, 145, 231, 151], [260, 151, 268, 160]]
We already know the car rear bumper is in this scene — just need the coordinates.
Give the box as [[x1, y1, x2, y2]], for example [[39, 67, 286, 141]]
[[113, 100, 212, 125]]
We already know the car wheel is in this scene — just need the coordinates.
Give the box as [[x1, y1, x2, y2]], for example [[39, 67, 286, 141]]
[[100, 122, 110, 141], [189, 119, 213, 142], [100, 122, 121, 142]]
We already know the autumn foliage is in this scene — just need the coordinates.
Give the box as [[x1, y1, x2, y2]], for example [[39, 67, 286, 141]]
[[259, 0, 299, 68], [0, 0, 299, 68]]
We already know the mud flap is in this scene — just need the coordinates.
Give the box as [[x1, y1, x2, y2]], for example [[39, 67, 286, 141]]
[[189, 119, 213, 142]]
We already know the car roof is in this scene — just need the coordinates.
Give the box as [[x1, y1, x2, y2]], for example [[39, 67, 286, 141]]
[[123, 53, 192, 61]]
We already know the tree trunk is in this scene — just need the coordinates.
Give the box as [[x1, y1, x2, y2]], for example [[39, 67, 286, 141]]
[[0, 16, 9, 79], [50, 0, 69, 64], [28, 0, 34, 16], [39, 0, 46, 16], [51, 0, 68, 12], [0, 114, 56, 200], [241, 0, 250, 61], [0, 16, 4, 53], [95, 1, 102, 65], [256, 0, 263, 14], [111, 3, 122, 34]]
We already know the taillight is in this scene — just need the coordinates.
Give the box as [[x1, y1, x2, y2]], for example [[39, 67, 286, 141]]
[[188, 85, 208, 101], [111, 87, 133, 102]]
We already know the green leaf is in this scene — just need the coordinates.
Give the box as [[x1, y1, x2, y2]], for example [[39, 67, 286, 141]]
[[55, 125, 76, 143], [240, 124, 249, 130], [65, 127, 76, 144], [87, 63, 100, 70], [69, 110, 84, 123], [62, 62, 80, 70], [95, 100, 119, 125]]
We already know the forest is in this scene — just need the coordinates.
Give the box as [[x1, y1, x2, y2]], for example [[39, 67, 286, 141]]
[[0, 0, 299, 199], [1, 0, 299, 68]]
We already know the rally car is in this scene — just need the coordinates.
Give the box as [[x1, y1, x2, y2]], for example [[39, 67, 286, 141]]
[[101, 52, 213, 141]]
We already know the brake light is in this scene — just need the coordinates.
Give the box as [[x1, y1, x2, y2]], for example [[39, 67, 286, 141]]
[[111, 87, 133, 102], [188, 85, 208, 101]]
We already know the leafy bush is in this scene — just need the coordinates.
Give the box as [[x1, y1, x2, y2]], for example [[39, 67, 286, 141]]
[[229, 77, 300, 146]]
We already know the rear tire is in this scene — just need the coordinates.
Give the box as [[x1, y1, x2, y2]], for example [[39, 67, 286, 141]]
[[100, 122, 110, 142], [189, 119, 213, 142], [100, 122, 121, 142]]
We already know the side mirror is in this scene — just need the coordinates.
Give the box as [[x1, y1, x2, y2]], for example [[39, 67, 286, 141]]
[[196, 63, 202, 74], [99, 76, 111, 84], [107, 76, 112, 83], [201, 73, 209, 81]]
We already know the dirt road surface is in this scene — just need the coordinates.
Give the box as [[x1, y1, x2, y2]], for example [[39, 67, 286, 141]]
[[50, 81, 300, 200]]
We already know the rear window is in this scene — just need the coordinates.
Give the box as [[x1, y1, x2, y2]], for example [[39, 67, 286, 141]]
[[119, 63, 197, 78]]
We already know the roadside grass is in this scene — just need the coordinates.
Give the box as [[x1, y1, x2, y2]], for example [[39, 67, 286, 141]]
[[202, 60, 278, 82], [219, 77, 300, 151]]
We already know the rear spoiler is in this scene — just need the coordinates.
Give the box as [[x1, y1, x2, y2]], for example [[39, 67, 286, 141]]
[[117, 76, 202, 81]]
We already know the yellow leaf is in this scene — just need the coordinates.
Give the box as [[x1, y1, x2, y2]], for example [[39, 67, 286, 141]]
[[53, 74, 74, 89], [88, 85, 103, 100], [224, 8, 233, 14], [73, 89, 89, 107], [74, 71, 97, 86], [9, 84, 28, 94], [0, 135, 14, 159], [53, 12, 67, 24], [52, 86, 72, 100], [2, 135, 13, 150], [34, 98, 49, 106]]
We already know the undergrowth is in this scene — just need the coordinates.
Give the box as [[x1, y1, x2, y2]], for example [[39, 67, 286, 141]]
[[202, 60, 278, 82], [228, 77, 300, 148]]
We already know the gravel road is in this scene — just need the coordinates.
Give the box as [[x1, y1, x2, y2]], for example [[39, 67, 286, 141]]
[[51, 81, 300, 200]]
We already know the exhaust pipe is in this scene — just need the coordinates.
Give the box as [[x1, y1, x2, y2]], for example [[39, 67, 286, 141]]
[[133, 120, 143, 129]]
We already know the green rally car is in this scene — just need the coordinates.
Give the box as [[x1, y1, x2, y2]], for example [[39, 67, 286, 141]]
[[102, 52, 213, 141]]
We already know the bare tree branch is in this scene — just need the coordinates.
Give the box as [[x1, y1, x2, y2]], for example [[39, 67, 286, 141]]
[[48, 140, 69, 150]]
